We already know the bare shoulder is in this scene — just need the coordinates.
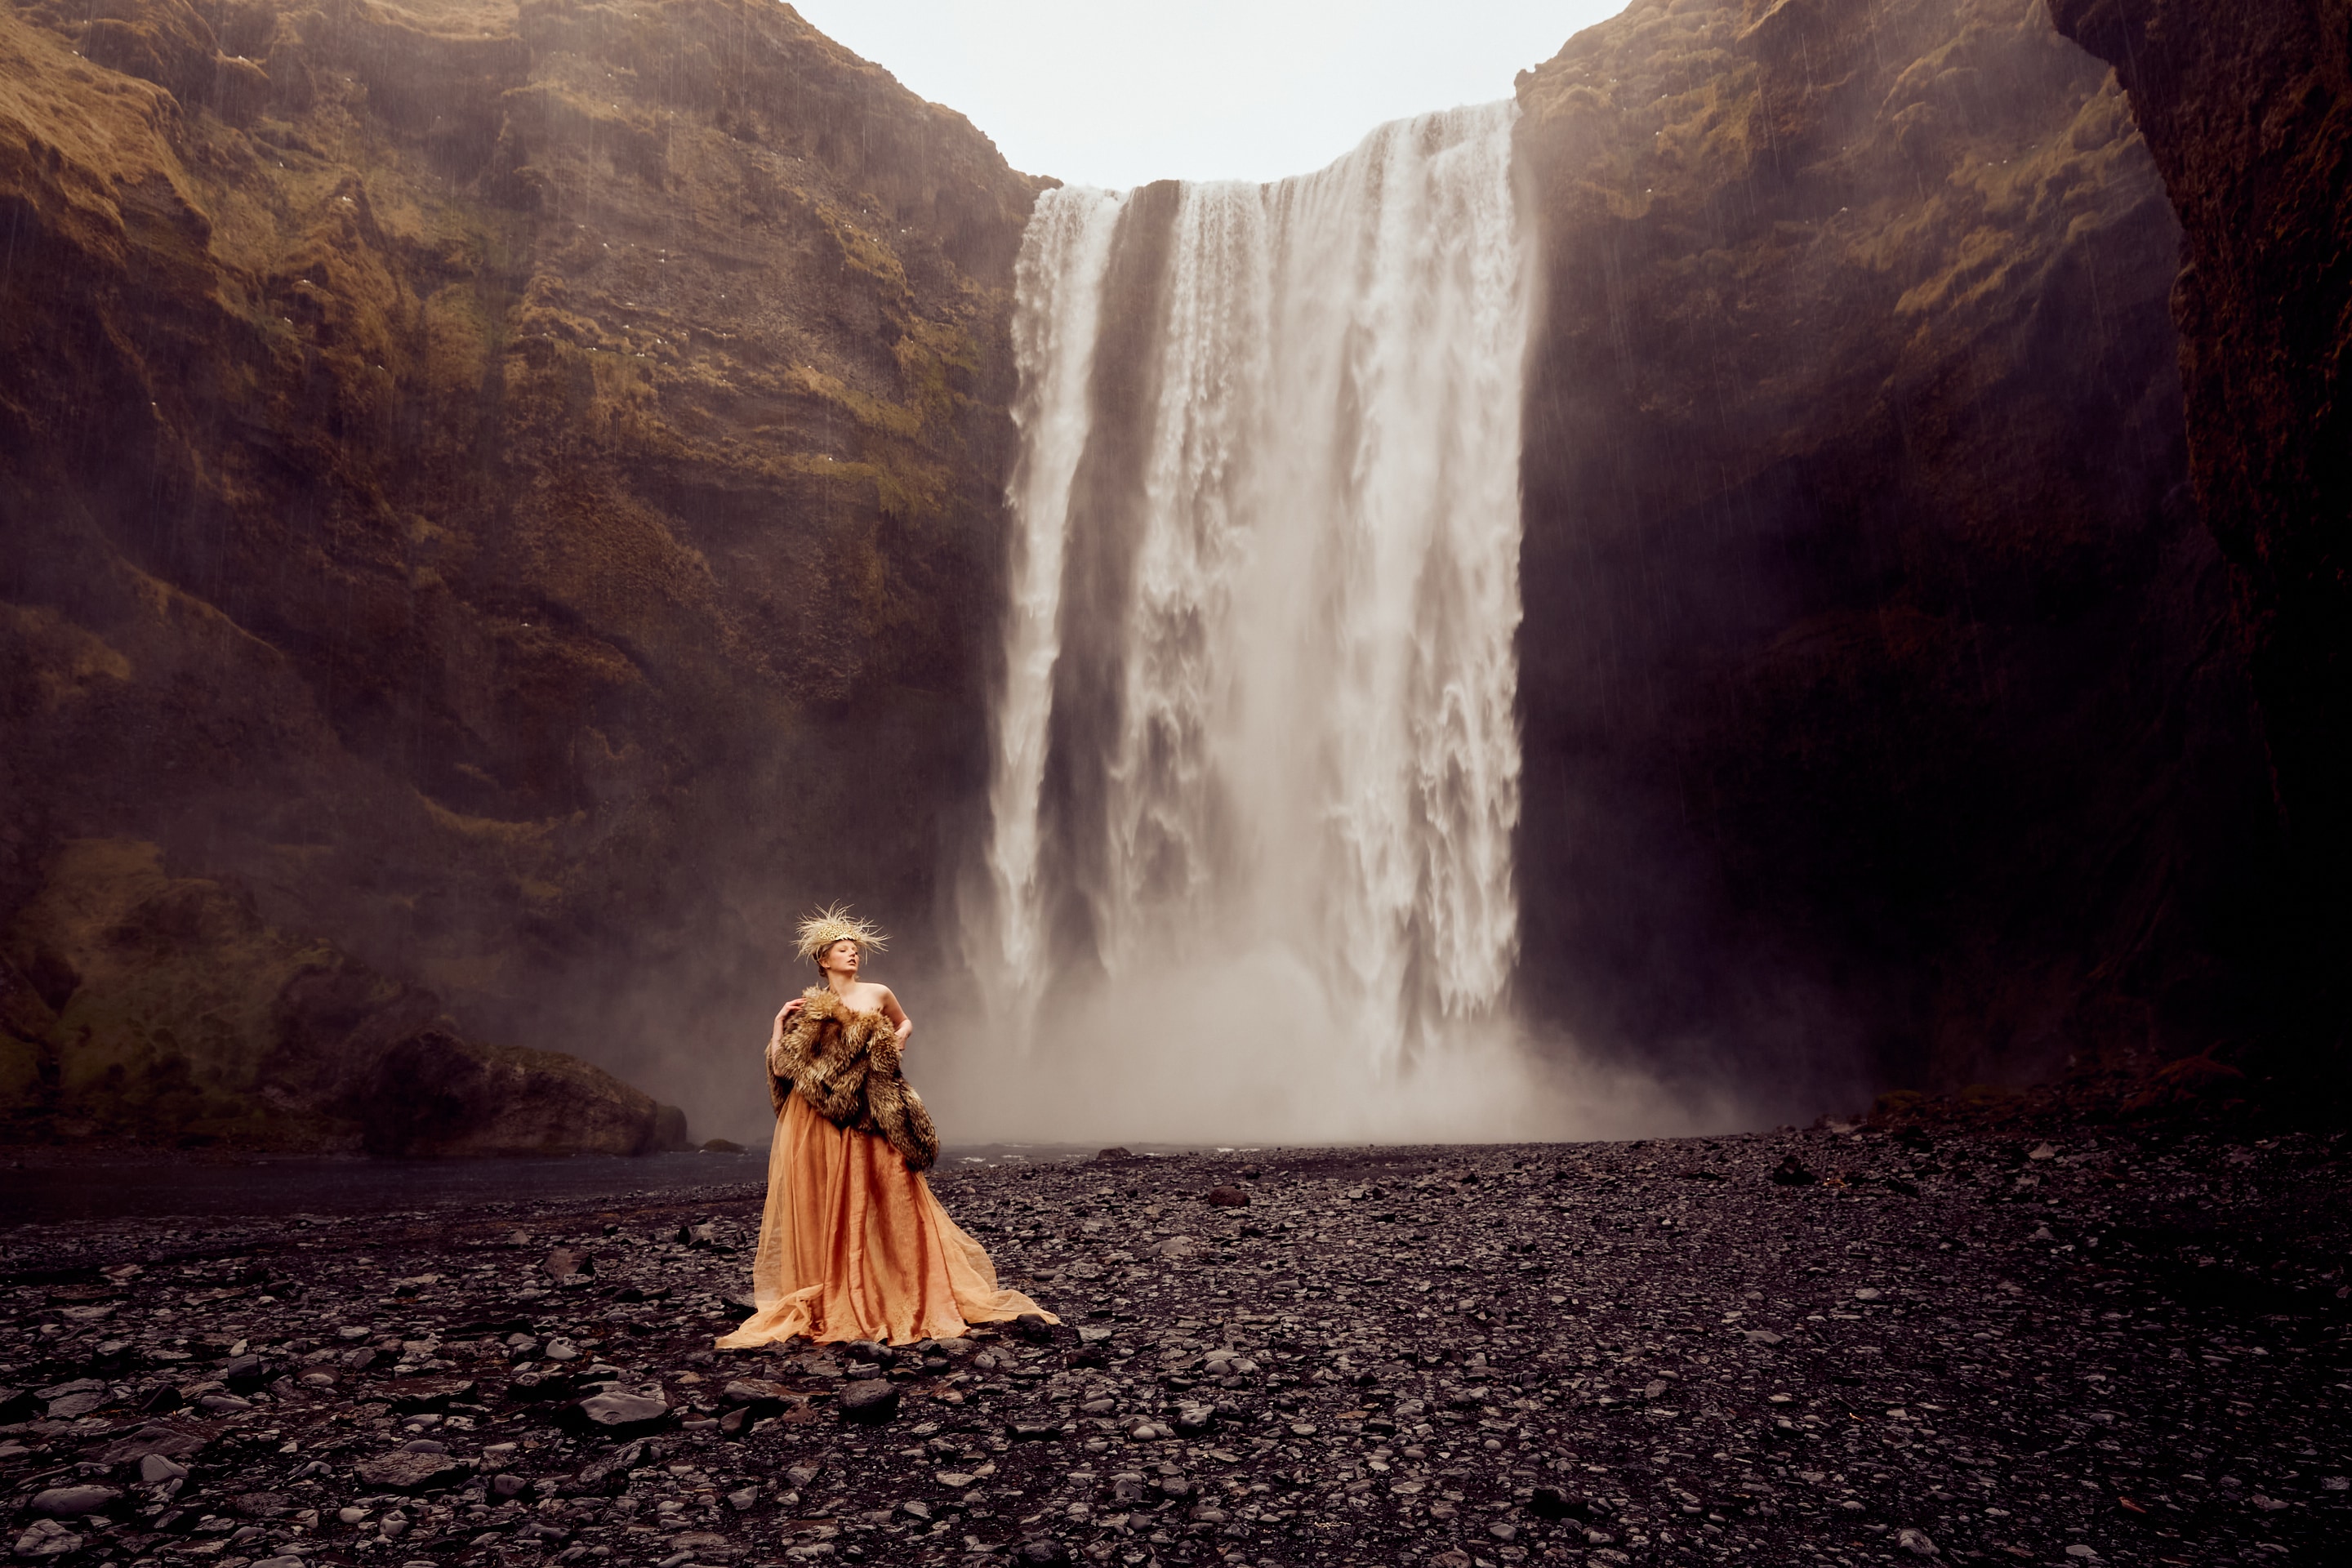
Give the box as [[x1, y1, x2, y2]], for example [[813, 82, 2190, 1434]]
[[849, 981, 896, 1013]]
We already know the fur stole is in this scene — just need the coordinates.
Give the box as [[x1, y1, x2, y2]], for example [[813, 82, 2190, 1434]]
[[767, 987, 939, 1172]]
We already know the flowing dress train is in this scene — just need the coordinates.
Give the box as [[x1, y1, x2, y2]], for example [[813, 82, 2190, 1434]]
[[715, 1089, 1052, 1348]]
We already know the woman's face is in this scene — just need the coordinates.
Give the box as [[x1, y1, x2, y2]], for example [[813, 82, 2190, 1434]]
[[821, 938, 861, 976]]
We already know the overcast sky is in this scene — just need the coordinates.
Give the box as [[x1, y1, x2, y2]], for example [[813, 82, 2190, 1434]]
[[789, 0, 1633, 189]]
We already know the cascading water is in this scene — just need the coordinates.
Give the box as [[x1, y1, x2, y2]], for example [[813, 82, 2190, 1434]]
[[958, 101, 1549, 1142]]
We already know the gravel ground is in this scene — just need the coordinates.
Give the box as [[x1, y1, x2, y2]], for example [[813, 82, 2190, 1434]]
[[3, 1126, 2348, 1568]]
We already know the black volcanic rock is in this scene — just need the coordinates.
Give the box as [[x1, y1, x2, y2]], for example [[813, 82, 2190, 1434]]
[[1512, 0, 2281, 1102], [2046, 0, 2352, 1085], [0, 1140, 2345, 1565]]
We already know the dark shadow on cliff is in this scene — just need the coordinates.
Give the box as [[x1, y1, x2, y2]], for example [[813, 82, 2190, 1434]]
[[1511, 0, 2288, 1111]]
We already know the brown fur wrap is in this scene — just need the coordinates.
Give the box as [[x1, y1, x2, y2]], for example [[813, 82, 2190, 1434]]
[[766, 987, 939, 1172]]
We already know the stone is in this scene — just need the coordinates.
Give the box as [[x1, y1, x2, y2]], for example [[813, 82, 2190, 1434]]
[[1008, 1420, 1062, 1441], [1155, 1236, 1204, 1262], [1205, 1187, 1250, 1207], [11, 1521, 79, 1560], [1014, 1539, 1071, 1566], [567, 1392, 671, 1434], [1770, 1155, 1815, 1186], [1853, 1288, 1882, 1301], [1172, 1401, 1215, 1436], [1896, 1526, 1938, 1556], [836, 1380, 899, 1423], [354, 1451, 467, 1492], [136, 1454, 188, 1485], [721, 1379, 791, 1410], [98, 1425, 204, 1466], [220, 1354, 268, 1390], [29, 1488, 117, 1518]]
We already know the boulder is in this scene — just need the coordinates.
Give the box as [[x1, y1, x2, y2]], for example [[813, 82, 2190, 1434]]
[[835, 1380, 899, 1423], [30, 1486, 118, 1517]]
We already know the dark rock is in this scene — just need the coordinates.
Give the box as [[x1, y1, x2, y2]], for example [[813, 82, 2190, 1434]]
[[836, 1380, 899, 1423], [136, 1455, 188, 1485], [389, 1378, 476, 1413], [1770, 1155, 1816, 1187], [1171, 1401, 1215, 1437], [577, 1441, 645, 1488], [1012, 1313, 1071, 1345], [719, 1379, 791, 1411], [1514, 0, 2277, 1098], [1094, 1147, 1135, 1160], [1007, 1420, 1062, 1441], [354, 1450, 467, 1492], [564, 1392, 671, 1435], [218, 1354, 267, 1390], [1015, 1539, 1071, 1566], [489, 1473, 528, 1501], [541, 1249, 586, 1281], [30, 1486, 119, 1518], [1205, 1186, 1250, 1207], [11, 1521, 80, 1560], [2044, 0, 2352, 1061], [1529, 1486, 1586, 1521], [98, 1426, 205, 1466]]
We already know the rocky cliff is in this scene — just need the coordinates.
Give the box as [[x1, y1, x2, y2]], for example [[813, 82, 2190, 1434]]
[[0, 0, 1041, 1147], [1512, 0, 2283, 1109], [2047, 0, 2350, 1080]]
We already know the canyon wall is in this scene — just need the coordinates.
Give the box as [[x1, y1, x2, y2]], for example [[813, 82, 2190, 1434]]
[[2, 0, 2313, 1146], [1512, 0, 2283, 1111], [0, 0, 1041, 1147], [2047, 0, 2350, 1085]]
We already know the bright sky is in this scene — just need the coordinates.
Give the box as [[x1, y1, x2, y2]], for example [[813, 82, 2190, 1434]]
[[788, 0, 1633, 189]]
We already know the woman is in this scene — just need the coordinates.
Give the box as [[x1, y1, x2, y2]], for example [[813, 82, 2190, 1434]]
[[716, 906, 1053, 1348]]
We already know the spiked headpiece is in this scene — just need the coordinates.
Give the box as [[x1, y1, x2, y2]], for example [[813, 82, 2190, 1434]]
[[795, 903, 889, 964]]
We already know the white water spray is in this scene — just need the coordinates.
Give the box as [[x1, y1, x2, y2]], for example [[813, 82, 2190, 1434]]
[[956, 103, 1585, 1143]]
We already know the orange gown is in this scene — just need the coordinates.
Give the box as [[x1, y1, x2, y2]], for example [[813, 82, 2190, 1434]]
[[715, 1080, 1054, 1349]]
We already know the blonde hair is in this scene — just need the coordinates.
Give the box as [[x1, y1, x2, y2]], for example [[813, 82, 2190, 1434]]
[[795, 903, 889, 967]]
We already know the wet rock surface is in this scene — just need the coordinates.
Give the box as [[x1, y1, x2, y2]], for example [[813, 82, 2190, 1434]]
[[1511, 0, 2281, 1100], [4, 1130, 2349, 1566]]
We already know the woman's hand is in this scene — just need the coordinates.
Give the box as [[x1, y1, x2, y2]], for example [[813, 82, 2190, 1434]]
[[774, 998, 805, 1030]]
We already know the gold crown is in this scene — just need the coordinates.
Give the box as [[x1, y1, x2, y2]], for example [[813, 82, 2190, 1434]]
[[795, 903, 890, 963]]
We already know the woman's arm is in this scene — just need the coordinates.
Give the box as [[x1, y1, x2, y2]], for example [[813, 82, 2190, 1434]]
[[878, 986, 912, 1048]]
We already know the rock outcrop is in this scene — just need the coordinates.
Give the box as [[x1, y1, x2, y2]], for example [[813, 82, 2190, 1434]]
[[2046, 0, 2351, 1073], [0, 0, 1042, 1142], [0, 839, 689, 1152], [1512, 0, 2283, 1106]]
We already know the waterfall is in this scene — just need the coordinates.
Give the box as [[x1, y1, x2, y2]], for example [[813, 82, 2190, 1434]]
[[964, 101, 1534, 1138]]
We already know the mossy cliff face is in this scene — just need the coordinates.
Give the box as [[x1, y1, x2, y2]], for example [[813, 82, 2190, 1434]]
[[0, 0, 1041, 1143], [0, 840, 686, 1153], [2047, 0, 2352, 1071], [1512, 0, 2283, 1104]]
